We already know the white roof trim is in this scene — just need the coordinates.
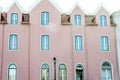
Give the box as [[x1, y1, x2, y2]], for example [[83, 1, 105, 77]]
[[28, 0, 42, 13], [6, 0, 24, 12], [49, 0, 62, 13], [112, 10, 120, 16], [28, 0, 62, 13], [68, 2, 86, 14], [93, 3, 111, 15]]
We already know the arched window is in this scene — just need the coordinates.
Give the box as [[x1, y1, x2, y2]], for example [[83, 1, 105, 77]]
[[41, 64, 49, 80], [11, 13, 18, 24], [101, 61, 113, 80], [59, 64, 67, 80], [8, 64, 17, 80], [9, 34, 18, 50], [76, 64, 84, 80]]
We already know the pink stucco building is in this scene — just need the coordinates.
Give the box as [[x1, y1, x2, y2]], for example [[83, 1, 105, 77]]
[[0, 0, 119, 80]]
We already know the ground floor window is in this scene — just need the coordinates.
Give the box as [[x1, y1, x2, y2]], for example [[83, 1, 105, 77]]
[[101, 61, 113, 80], [76, 64, 84, 80]]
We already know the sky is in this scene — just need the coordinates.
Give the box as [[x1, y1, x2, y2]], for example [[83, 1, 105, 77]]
[[0, 0, 120, 14]]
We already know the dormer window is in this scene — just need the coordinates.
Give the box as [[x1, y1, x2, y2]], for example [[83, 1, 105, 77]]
[[74, 15, 81, 26], [100, 15, 107, 27], [41, 12, 49, 25], [0, 12, 7, 24], [61, 14, 71, 25], [11, 13, 18, 24], [22, 14, 29, 24]]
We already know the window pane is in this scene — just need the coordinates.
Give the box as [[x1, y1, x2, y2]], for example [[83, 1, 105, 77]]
[[59, 64, 67, 80], [41, 64, 49, 80], [100, 15, 107, 26], [74, 15, 81, 26], [41, 12, 49, 25], [8, 64, 17, 80], [75, 36, 83, 51], [101, 36, 109, 51], [41, 35, 49, 50], [11, 13, 18, 24], [9, 34, 18, 50], [101, 62, 113, 80]]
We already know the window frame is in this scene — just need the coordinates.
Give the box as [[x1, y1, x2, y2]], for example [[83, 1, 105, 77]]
[[41, 63, 50, 80], [41, 12, 49, 26], [75, 64, 85, 80], [11, 13, 18, 25], [100, 15, 107, 27], [74, 35, 84, 51], [40, 34, 50, 51], [100, 35, 110, 52], [8, 34, 19, 51], [59, 64, 67, 80], [100, 61, 114, 80], [74, 15, 81, 26], [8, 63, 17, 80]]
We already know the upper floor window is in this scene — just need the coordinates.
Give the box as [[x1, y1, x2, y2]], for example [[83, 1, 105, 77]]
[[41, 35, 49, 50], [8, 64, 17, 80], [41, 12, 49, 25], [59, 64, 67, 80], [9, 34, 18, 50], [74, 15, 81, 26], [41, 64, 49, 80], [100, 15, 107, 27], [75, 35, 83, 51], [101, 36, 109, 51], [101, 61, 113, 80], [11, 13, 18, 24]]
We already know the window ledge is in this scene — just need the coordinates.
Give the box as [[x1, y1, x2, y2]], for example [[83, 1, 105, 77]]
[[86, 23, 98, 26], [0, 21, 8, 24], [21, 22, 30, 24], [61, 22, 71, 25]]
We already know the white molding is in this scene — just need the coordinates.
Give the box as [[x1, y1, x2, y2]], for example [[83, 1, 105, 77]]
[[100, 60, 114, 80], [8, 33, 19, 51], [74, 63, 86, 80], [6, 0, 24, 12], [100, 35, 110, 52], [73, 34, 84, 52]]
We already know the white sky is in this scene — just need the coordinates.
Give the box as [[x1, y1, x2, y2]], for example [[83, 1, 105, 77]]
[[0, 0, 120, 14]]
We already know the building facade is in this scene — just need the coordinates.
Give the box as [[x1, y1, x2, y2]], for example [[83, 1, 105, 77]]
[[0, 0, 119, 80], [112, 11, 120, 79]]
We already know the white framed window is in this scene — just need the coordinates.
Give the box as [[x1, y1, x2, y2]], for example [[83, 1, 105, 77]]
[[41, 64, 49, 80], [101, 61, 113, 80], [75, 35, 83, 51], [9, 34, 18, 50], [41, 35, 49, 50], [74, 15, 81, 26], [11, 13, 18, 24], [100, 15, 107, 27], [59, 64, 67, 80], [101, 36, 109, 51], [8, 64, 17, 80], [41, 12, 49, 25], [76, 64, 84, 80]]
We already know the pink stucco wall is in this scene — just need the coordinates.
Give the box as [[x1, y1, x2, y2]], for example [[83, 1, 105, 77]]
[[0, 0, 119, 80]]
